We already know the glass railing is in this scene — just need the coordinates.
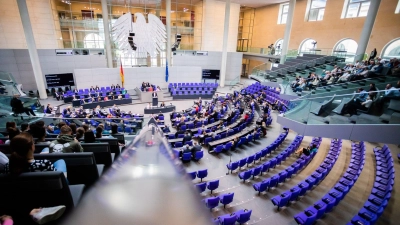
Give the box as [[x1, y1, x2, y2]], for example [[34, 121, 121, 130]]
[[283, 89, 400, 125], [0, 96, 43, 128]]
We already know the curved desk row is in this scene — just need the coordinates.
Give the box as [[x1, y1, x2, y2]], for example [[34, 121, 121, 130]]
[[144, 105, 176, 114], [73, 98, 133, 109]]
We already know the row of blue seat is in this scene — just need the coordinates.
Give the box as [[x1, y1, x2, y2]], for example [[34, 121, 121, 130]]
[[195, 180, 219, 194], [226, 132, 289, 175], [294, 141, 366, 225], [211, 209, 252, 225], [253, 137, 322, 196], [271, 139, 341, 210], [213, 130, 262, 154], [238, 135, 304, 183], [349, 144, 395, 225], [203, 192, 234, 210]]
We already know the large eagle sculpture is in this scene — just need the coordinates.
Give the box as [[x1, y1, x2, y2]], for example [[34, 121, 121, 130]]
[[112, 12, 166, 58]]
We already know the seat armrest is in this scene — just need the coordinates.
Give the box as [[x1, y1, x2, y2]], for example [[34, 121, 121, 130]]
[[69, 184, 85, 207], [97, 164, 105, 176]]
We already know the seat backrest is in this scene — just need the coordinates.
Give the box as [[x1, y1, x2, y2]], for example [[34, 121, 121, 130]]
[[33, 153, 99, 188], [81, 143, 112, 167], [0, 171, 74, 223]]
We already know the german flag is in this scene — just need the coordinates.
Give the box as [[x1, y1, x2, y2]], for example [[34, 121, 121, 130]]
[[120, 58, 125, 87]]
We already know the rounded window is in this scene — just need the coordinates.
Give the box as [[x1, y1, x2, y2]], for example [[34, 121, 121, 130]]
[[333, 38, 358, 62], [84, 33, 104, 49], [381, 38, 400, 59]]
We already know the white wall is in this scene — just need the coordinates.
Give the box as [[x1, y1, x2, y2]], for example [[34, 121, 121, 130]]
[[173, 51, 243, 84], [74, 66, 202, 90], [201, 0, 240, 52], [0, 0, 60, 49], [0, 49, 107, 91]]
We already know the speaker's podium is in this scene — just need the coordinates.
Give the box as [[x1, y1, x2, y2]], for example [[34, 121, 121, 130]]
[[152, 96, 158, 107]]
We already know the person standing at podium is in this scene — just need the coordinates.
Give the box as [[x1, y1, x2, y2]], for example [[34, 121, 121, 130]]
[[152, 91, 158, 107]]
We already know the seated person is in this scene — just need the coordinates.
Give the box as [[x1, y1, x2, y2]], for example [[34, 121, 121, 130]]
[[49, 125, 83, 153], [162, 125, 171, 133], [160, 102, 166, 107], [73, 88, 79, 94], [97, 97, 102, 102], [82, 130, 98, 143], [4, 132, 67, 177], [104, 96, 109, 101], [45, 104, 53, 114], [190, 142, 202, 157], [295, 146, 311, 157], [89, 86, 95, 91], [183, 132, 192, 144], [117, 94, 122, 100], [179, 144, 191, 158], [95, 85, 100, 91], [116, 84, 121, 89], [111, 84, 116, 90]]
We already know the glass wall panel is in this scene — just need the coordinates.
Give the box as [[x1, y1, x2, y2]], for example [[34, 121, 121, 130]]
[[51, 0, 202, 67]]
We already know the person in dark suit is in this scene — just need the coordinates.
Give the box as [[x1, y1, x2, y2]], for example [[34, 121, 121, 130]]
[[95, 85, 100, 91], [160, 102, 165, 107], [175, 129, 185, 138], [73, 88, 79, 95], [183, 132, 191, 144], [116, 84, 121, 89], [10, 95, 36, 116], [89, 86, 95, 91], [179, 145, 191, 158], [191, 142, 202, 157], [111, 84, 116, 90], [152, 91, 158, 97]]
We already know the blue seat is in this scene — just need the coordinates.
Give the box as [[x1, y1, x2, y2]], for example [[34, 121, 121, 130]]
[[203, 196, 220, 211], [247, 134, 253, 143], [195, 182, 206, 193], [224, 142, 233, 151], [261, 162, 271, 174], [177, 134, 184, 138], [294, 208, 317, 225], [204, 137, 213, 145], [218, 192, 234, 208], [174, 142, 183, 148], [124, 127, 132, 134], [253, 180, 269, 195], [207, 180, 219, 194], [214, 145, 224, 154], [197, 169, 208, 182], [226, 161, 239, 174], [182, 152, 192, 162], [271, 191, 291, 211], [188, 171, 197, 180], [238, 158, 247, 168], [194, 151, 204, 161], [218, 214, 237, 225], [251, 166, 262, 179], [238, 170, 252, 183], [246, 155, 255, 167], [312, 201, 328, 220], [289, 187, 301, 202], [254, 152, 262, 162], [185, 140, 193, 146], [235, 209, 252, 224], [268, 175, 279, 191]]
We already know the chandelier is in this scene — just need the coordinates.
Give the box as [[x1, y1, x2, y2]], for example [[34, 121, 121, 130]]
[[61, 0, 71, 4]]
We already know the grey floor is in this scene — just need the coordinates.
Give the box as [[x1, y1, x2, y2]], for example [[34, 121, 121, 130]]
[[40, 79, 400, 225]]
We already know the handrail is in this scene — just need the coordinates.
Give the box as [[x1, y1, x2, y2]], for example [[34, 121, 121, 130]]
[[290, 89, 389, 102]]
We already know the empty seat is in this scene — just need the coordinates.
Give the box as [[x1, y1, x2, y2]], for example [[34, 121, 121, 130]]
[[218, 192, 234, 208], [197, 169, 208, 182], [207, 180, 220, 194]]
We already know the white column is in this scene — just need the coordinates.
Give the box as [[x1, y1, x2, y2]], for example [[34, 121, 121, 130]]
[[101, 0, 113, 68], [166, 0, 172, 66], [280, 0, 296, 64], [16, 0, 47, 99], [354, 0, 381, 62], [219, 0, 230, 87]]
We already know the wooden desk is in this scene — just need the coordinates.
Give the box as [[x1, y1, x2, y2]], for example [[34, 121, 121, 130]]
[[168, 138, 184, 143], [208, 125, 256, 148]]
